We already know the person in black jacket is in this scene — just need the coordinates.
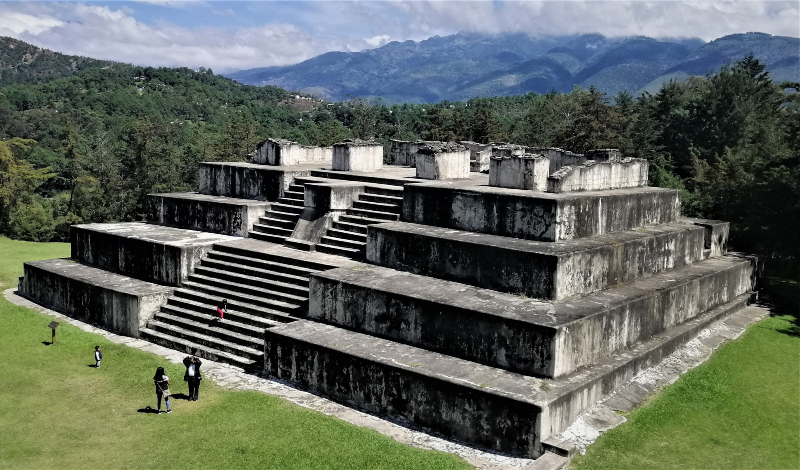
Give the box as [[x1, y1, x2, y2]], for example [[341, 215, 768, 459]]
[[153, 366, 172, 414], [183, 355, 202, 401]]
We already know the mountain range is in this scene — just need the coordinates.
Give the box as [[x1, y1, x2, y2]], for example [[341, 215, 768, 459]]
[[226, 32, 800, 103]]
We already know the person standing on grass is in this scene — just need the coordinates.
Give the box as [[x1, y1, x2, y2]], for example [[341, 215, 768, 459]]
[[183, 355, 202, 401], [216, 299, 228, 322], [94, 346, 102, 368], [153, 367, 172, 414]]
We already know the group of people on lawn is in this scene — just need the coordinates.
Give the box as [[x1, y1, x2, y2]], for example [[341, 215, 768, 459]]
[[152, 355, 203, 414], [94, 300, 226, 414]]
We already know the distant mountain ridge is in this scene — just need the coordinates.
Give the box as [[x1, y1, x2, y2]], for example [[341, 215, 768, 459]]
[[226, 32, 800, 103]]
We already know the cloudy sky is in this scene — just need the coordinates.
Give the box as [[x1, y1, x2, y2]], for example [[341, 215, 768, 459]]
[[1, 1, 798, 73]]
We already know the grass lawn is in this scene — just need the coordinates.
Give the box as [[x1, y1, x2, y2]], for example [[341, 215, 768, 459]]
[[0, 237, 470, 470], [570, 278, 800, 470]]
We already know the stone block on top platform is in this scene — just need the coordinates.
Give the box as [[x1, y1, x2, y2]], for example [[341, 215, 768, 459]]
[[547, 158, 649, 193], [147, 192, 270, 236], [402, 183, 682, 241], [415, 142, 470, 180], [199, 162, 312, 201], [489, 154, 550, 190], [71, 222, 236, 286], [387, 139, 435, 166], [332, 140, 384, 171], [252, 138, 332, 166], [19, 259, 173, 337]]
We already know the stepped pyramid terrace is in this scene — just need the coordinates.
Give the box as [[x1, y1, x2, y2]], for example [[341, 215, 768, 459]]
[[18, 137, 758, 459]]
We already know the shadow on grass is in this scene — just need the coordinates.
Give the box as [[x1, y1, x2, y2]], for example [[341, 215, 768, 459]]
[[137, 406, 161, 414], [171, 393, 190, 401], [761, 277, 800, 337], [41, 341, 52, 346]]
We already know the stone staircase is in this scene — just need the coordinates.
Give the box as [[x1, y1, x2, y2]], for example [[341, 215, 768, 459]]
[[139, 242, 333, 370], [316, 185, 403, 258], [248, 184, 306, 243]]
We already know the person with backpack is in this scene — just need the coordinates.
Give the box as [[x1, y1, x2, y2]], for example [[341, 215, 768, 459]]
[[153, 367, 172, 414], [94, 346, 102, 368]]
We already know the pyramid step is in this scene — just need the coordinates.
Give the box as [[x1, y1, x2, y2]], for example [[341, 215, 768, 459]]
[[211, 244, 335, 272], [185, 274, 308, 302], [280, 198, 305, 207], [256, 217, 296, 230], [191, 267, 309, 297], [319, 235, 366, 250], [171, 287, 301, 320], [141, 328, 258, 370], [199, 258, 309, 287], [270, 203, 304, 214], [338, 214, 388, 227], [316, 243, 364, 259], [348, 208, 400, 221], [264, 210, 300, 222], [324, 228, 368, 243], [283, 190, 305, 200], [248, 231, 288, 244], [364, 185, 404, 197], [358, 193, 403, 205], [206, 250, 320, 278], [353, 200, 401, 214], [288, 184, 305, 193], [144, 321, 263, 360], [166, 294, 297, 324], [154, 309, 268, 348], [180, 281, 305, 314], [332, 221, 370, 234]]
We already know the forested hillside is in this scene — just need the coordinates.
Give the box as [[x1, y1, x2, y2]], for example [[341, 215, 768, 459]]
[[0, 41, 798, 274], [0, 37, 112, 86]]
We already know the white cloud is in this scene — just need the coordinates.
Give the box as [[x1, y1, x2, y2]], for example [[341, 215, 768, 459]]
[[364, 35, 391, 47], [0, 12, 64, 35]]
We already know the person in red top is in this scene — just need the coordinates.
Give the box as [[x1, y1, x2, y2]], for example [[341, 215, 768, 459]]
[[216, 299, 228, 322]]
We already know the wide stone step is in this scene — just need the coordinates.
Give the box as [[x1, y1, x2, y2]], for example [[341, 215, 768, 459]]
[[332, 221, 369, 234], [212, 243, 335, 272], [266, 293, 752, 458], [180, 281, 305, 314], [324, 228, 368, 243], [200, 257, 309, 287], [257, 217, 296, 230], [352, 200, 401, 214], [141, 328, 258, 370], [358, 193, 403, 205], [206, 250, 319, 278], [348, 208, 400, 221], [364, 185, 404, 197], [309, 254, 756, 378], [167, 293, 296, 324], [186, 273, 308, 303], [316, 243, 363, 258], [368, 221, 707, 300], [192, 266, 309, 297], [319, 235, 366, 250], [155, 309, 269, 347], [270, 202, 304, 215], [144, 321, 263, 360], [288, 184, 305, 193], [339, 214, 388, 227]]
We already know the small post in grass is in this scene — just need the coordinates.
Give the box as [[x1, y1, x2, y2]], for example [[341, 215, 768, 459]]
[[48, 321, 60, 344]]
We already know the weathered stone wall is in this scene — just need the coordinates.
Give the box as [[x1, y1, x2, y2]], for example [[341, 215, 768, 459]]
[[489, 155, 550, 190], [547, 158, 649, 193], [19, 259, 173, 337], [415, 143, 470, 180], [252, 138, 333, 166], [526, 147, 588, 174], [264, 320, 544, 458], [367, 221, 706, 300], [402, 184, 682, 241], [71, 223, 234, 286], [147, 193, 270, 236], [460, 141, 492, 173], [198, 162, 311, 201], [387, 139, 433, 166], [332, 141, 383, 171]]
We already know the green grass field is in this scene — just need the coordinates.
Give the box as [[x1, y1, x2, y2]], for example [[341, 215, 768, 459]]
[[0, 237, 470, 470], [2, 237, 798, 470], [570, 279, 800, 470]]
